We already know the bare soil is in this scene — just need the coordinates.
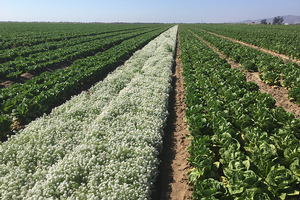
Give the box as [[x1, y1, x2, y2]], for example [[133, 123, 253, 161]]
[[152, 31, 193, 200], [189, 29, 300, 118], [20, 72, 35, 80], [0, 80, 15, 88]]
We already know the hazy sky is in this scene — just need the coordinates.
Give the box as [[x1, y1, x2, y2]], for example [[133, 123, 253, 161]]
[[0, 0, 299, 23]]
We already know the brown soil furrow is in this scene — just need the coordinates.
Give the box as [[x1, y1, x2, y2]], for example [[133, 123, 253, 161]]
[[189, 29, 300, 118], [152, 30, 193, 200], [197, 28, 300, 65], [243, 72, 300, 118]]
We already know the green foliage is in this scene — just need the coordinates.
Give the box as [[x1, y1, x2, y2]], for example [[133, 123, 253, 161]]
[[259, 71, 280, 85], [179, 25, 300, 199], [228, 170, 265, 196], [242, 60, 257, 72], [261, 19, 268, 25], [192, 178, 228, 200], [290, 158, 300, 178], [288, 86, 300, 105], [191, 23, 300, 59], [186, 24, 300, 99], [0, 115, 12, 133], [266, 165, 298, 198], [238, 188, 271, 200], [273, 16, 284, 25]]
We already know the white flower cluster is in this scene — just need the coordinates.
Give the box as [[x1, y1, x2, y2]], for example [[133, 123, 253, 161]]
[[0, 25, 178, 199]]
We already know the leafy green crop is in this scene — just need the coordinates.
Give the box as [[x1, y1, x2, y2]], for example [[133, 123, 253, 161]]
[[185, 25, 300, 107], [259, 71, 280, 85], [192, 24, 300, 59], [266, 165, 299, 198], [193, 178, 229, 200], [179, 25, 300, 199]]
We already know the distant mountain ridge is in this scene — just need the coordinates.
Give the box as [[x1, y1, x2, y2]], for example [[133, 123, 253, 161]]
[[240, 15, 300, 24]]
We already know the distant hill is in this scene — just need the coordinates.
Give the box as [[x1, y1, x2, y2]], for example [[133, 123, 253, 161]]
[[240, 15, 300, 24]]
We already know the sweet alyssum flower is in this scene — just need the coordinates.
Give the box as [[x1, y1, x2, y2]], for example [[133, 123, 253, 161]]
[[0, 25, 178, 199]]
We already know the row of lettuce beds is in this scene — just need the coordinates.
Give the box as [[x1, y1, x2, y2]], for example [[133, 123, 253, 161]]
[[0, 25, 178, 199], [193, 24, 300, 59], [185, 26, 300, 106], [0, 26, 158, 81], [180, 26, 300, 199], [0, 23, 150, 51], [0, 25, 148, 64], [0, 26, 171, 136]]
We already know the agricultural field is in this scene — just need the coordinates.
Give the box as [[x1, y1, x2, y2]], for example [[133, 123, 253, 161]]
[[193, 24, 300, 59], [0, 23, 172, 138], [180, 24, 300, 199], [0, 24, 177, 199], [184, 24, 300, 113], [1, 22, 300, 199]]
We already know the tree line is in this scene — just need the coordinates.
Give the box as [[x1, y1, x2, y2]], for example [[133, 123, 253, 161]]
[[260, 16, 284, 25]]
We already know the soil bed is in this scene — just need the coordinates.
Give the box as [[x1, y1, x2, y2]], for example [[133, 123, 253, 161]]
[[152, 31, 193, 200]]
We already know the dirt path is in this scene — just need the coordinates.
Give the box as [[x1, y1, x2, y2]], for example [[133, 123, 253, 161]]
[[189, 29, 300, 118], [152, 30, 193, 200], [196, 28, 300, 65]]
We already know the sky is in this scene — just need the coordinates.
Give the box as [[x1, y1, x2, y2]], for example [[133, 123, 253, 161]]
[[0, 0, 299, 23]]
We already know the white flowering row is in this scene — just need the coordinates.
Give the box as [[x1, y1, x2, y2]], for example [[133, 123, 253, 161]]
[[0, 25, 178, 199]]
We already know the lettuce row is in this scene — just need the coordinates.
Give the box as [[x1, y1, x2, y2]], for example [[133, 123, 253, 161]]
[[203, 63, 300, 199], [181, 27, 268, 199], [0, 27, 159, 80], [190, 24, 300, 60], [187, 25, 300, 106], [180, 26, 300, 199], [0, 23, 151, 52], [0, 25, 150, 64]]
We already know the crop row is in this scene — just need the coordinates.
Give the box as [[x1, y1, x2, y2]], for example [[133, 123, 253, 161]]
[[0, 27, 160, 81], [0, 25, 178, 199], [193, 24, 300, 59], [0, 26, 172, 137], [180, 26, 300, 199], [0, 26, 149, 64], [0, 23, 152, 50], [186, 26, 300, 106]]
